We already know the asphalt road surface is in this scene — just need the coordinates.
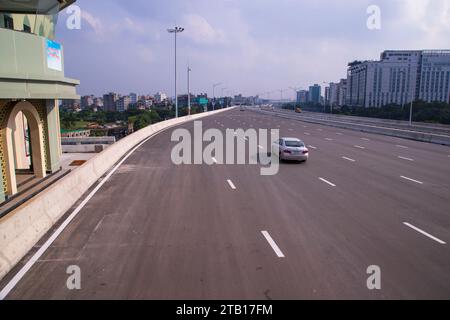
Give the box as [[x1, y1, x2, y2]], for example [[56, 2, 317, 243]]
[[2, 108, 450, 299]]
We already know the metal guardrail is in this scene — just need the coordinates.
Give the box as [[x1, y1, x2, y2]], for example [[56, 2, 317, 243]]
[[253, 108, 450, 146], [271, 108, 450, 136]]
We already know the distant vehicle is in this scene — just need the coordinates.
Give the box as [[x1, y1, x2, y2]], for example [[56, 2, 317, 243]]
[[295, 107, 302, 113], [272, 138, 309, 162], [240, 106, 245, 111]]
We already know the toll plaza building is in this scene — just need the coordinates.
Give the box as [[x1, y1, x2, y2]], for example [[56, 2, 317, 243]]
[[0, 0, 79, 204]]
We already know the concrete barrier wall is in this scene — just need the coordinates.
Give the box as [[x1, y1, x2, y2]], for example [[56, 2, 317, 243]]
[[265, 108, 450, 136], [62, 137, 116, 145], [0, 108, 231, 280], [62, 144, 109, 153], [257, 109, 450, 146]]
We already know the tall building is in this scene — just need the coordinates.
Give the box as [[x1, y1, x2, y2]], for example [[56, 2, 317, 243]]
[[116, 96, 131, 112], [337, 79, 348, 107], [418, 50, 450, 103], [346, 50, 450, 108], [154, 92, 168, 103], [308, 84, 321, 104], [103, 92, 118, 112], [129, 93, 137, 104], [0, 0, 79, 202], [296, 90, 309, 104], [324, 87, 330, 106], [81, 95, 94, 109], [325, 83, 339, 107]]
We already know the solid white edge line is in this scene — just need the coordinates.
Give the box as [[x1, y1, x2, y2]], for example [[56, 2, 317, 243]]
[[227, 179, 236, 190], [261, 231, 285, 258], [342, 157, 356, 162], [398, 156, 414, 162], [400, 176, 423, 184], [403, 223, 446, 244], [319, 177, 336, 187], [0, 127, 169, 300]]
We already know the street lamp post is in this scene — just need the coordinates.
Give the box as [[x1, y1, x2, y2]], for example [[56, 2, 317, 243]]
[[167, 26, 184, 118], [187, 65, 191, 115]]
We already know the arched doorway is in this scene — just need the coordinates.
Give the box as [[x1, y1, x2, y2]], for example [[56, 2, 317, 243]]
[[2, 101, 46, 196]]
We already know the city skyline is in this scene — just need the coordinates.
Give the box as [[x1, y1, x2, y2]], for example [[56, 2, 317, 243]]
[[56, 0, 450, 98]]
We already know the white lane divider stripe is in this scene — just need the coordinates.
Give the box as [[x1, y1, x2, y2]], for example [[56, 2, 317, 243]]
[[304, 132, 311, 135], [0, 128, 165, 300], [261, 231, 285, 258], [403, 223, 446, 245], [400, 176, 423, 184], [342, 157, 356, 162], [398, 156, 414, 162], [336, 132, 343, 135], [354, 145, 365, 149], [308, 145, 317, 150], [325, 138, 334, 141], [227, 179, 237, 190], [319, 177, 336, 187], [361, 138, 371, 141], [396, 145, 409, 149]]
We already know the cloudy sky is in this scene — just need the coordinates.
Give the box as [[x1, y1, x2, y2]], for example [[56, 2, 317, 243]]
[[56, 0, 450, 99]]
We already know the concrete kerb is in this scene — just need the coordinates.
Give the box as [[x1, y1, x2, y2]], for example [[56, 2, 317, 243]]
[[0, 108, 233, 281]]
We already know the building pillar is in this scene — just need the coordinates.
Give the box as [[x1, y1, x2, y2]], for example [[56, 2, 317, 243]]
[[45, 99, 61, 173]]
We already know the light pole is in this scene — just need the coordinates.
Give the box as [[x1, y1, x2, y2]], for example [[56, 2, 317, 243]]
[[187, 65, 191, 115], [212, 83, 222, 111], [167, 26, 184, 118]]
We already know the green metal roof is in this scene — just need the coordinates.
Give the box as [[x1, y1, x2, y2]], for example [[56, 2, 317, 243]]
[[0, 0, 75, 14]]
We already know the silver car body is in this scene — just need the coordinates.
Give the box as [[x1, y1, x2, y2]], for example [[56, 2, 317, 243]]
[[272, 137, 309, 162]]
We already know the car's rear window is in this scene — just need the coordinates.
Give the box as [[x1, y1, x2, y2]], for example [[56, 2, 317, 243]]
[[285, 141, 304, 147]]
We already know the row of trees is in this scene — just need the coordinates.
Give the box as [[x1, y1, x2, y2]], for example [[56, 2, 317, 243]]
[[60, 104, 211, 132], [282, 101, 450, 125], [61, 109, 165, 131]]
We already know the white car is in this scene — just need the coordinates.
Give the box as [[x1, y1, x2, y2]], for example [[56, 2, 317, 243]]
[[272, 138, 309, 162]]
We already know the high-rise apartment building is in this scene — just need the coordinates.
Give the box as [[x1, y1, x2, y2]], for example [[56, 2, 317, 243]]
[[346, 50, 450, 108], [103, 92, 119, 112], [296, 90, 309, 104], [116, 96, 131, 112], [308, 84, 321, 104]]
